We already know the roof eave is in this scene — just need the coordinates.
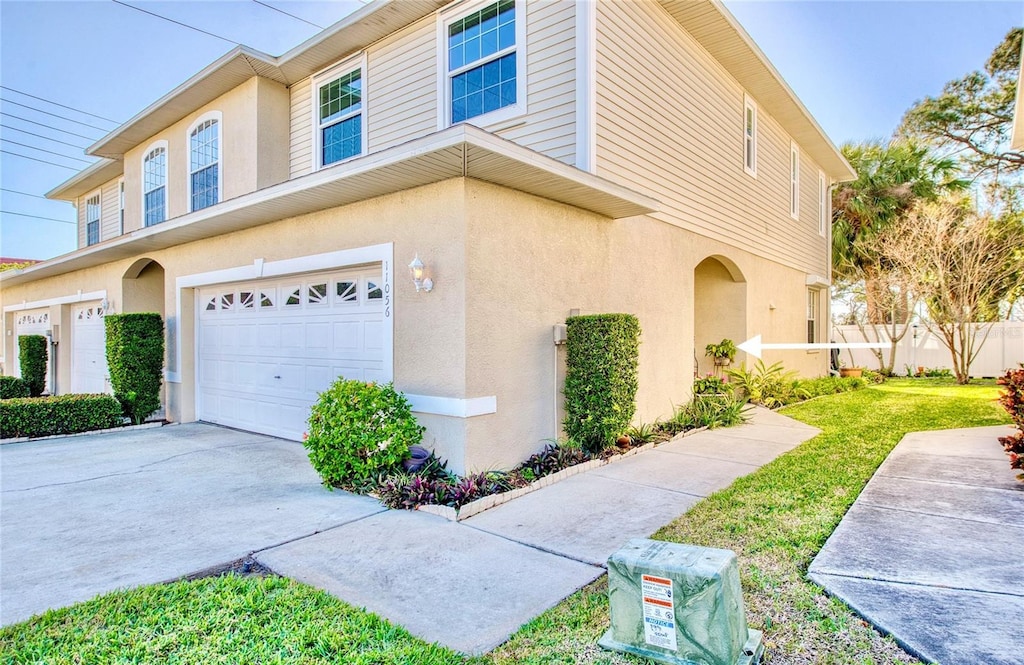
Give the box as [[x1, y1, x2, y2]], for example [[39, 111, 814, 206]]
[[46, 158, 124, 201]]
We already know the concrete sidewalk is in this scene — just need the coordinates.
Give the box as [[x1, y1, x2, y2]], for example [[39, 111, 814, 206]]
[[257, 407, 819, 654], [809, 425, 1024, 665]]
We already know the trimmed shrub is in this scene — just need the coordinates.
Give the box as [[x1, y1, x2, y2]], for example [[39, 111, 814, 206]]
[[105, 313, 164, 424], [1, 394, 123, 438], [1, 376, 31, 399], [18, 335, 48, 397], [563, 313, 640, 453], [304, 379, 423, 490]]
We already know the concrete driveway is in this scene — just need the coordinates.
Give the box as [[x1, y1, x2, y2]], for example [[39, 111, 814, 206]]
[[0, 423, 384, 626]]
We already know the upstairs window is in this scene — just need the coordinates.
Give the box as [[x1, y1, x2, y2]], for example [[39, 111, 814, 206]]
[[318, 66, 363, 167], [86, 193, 100, 246], [445, 0, 522, 125], [743, 95, 757, 177], [143, 144, 167, 226], [190, 116, 220, 211], [790, 142, 800, 220]]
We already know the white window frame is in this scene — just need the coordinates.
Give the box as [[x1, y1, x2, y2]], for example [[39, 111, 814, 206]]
[[118, 178, 125, 235], [142, 139, 169, 226], [807, 288, 820, 344], [85, 190, 101, 246], [311, 53, 368, 172], [743, 94, 757, 178], [437, 0, 527, 130], [790, 141, 800, 221], [818, 170, 827, 237], [187, 111, 223, 212]]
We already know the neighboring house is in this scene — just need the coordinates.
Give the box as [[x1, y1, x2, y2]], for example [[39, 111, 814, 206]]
[[0, 0, 854, 473]]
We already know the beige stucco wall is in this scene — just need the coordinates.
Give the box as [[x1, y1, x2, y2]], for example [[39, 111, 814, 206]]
[[461, 179, 826, 472], [122, 76, 290, 233], [3, 177, 826, 473]]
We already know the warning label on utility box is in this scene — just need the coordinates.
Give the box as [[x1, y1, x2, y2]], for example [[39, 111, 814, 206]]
[[641, 574, 677, 651]]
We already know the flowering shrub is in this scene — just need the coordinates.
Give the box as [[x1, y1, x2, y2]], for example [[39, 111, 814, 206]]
[[304, 379, 423, 490]]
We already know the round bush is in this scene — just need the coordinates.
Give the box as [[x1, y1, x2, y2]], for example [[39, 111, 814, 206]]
[[304, 379, 424, 490]]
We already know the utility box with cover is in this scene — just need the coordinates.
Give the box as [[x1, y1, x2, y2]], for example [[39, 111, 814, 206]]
[[599, 539, 763, 665]]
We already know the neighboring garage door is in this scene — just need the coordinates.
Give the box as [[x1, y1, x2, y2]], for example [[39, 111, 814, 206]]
[[197, 266, 385, 440], [14, 309, 50, 385], [71, 303, 109, 394]]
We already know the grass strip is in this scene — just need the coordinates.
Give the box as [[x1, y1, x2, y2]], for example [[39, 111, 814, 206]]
[[483, 379, 1009, 664]]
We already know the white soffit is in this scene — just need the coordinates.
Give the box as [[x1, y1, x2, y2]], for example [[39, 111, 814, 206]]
[[46, 159, 124, 201], [3, 126, 659, 287]]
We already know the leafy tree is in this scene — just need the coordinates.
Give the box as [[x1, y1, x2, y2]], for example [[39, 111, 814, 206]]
[[899, 28, 1022, 178]]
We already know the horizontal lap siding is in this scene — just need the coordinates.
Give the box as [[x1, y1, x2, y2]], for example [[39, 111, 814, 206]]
[[289, 76, 313, 178], [100, 178, 120, 241], [367, 17, 437, 152], [497, 0, 576, 165], [595, 0, 827, 275]]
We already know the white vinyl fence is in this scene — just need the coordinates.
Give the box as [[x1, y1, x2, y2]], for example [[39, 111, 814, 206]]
[[832, 322, 1024, 377]]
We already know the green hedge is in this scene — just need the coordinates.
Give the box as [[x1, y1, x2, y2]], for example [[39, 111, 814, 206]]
[[0, 376, 31, 399], [106, 313, 164, 424], [304, 379, 423, 491], [1, 394, 123, 439], [563, 313, 640, 453], [18, 335, 48, 397]]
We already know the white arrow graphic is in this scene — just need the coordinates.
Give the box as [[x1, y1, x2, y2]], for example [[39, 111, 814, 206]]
[[737, 334, 889, 359]]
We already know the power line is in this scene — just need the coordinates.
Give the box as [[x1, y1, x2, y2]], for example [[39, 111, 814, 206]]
[[1, 125, 90, 150], [252, 0, 323, 29], [0, 210, 76, 224], [0, 187, 50, 201], [112, 0, 238, 46], [1, 139, 91, 164], [0, 112, 102, 141], [0, 85, 121, 125], [0, 99, 112, 132], [0, 149, 81, 170]]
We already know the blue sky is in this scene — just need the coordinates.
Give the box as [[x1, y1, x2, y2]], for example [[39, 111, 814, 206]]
[[1, 0, 1020, 260]]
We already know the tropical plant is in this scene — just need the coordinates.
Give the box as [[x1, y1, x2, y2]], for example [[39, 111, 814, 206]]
[[704, 339, 737, 362], [669, 395, 749, 430], [693, 374, 729, 396], [727, 360, 806, 408]]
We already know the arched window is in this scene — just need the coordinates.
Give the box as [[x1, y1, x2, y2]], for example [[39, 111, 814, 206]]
[[143, 144, 167, 226], [189, 116, 219, 211]]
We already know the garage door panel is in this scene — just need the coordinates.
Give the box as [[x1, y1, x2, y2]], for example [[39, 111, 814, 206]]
[[198, 267, 386, 441]]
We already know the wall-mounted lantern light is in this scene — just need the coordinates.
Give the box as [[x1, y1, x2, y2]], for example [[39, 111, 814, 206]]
[[409, 254, 433, 293]]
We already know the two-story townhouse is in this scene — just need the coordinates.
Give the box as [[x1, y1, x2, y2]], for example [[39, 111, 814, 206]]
[[1, 0, 854, 473]]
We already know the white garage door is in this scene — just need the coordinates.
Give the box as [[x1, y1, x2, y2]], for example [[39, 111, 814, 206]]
[[197, 266, 386, 440], [14, 309, 50, 385], [71, 303, 110, 394]]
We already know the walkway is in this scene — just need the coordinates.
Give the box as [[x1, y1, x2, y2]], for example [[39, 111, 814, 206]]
[[809, 425, 1024, 665], [256, 407, 819, 654], [1, 410, 817, 655]]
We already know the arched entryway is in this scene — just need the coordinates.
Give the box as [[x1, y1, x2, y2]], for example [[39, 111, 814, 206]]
[[122, 258, 165, 315], [693, 256, 747, 377]]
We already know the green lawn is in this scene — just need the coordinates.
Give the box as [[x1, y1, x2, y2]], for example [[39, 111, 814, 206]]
[[2, 380, 1009, 664]]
